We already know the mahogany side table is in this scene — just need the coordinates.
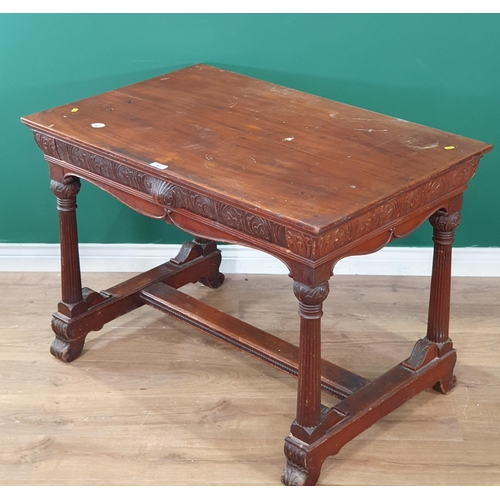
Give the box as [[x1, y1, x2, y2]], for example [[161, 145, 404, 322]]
[[22, 64, 492, 486]]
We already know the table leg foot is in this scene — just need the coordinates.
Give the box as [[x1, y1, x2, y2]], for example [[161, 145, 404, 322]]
[[50, 315, 87, 362], [194, 238, 225, 289], [281, 457, 322, 487], [50, 335, 85, 363], [402, 337, 457, 395], [433, 370, 457, 394], [432, 354, 457, 394], [199, 252, 225, 289], [199, 273, 225, 289], [281, 437, 323, 486], [282, 462, 310, 486]]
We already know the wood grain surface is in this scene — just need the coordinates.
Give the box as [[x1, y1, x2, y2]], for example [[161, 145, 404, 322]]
[[1, 272, 499, 486], [21, 64, 492, 233]]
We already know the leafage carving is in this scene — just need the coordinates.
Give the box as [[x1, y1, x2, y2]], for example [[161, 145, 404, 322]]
[[50, 177, 81, 200], [34, 133, 478, 262], [36, 134, 288, 248], [34, 132, 58, 158], [56, 142, 154, 193], [293, 281, 330, 305], [286, 160, 478, 259], [150, 178, 287, 245], [429, 211, 461, 233]]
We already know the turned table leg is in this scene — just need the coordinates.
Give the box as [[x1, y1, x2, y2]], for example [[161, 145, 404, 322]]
[[282, 280, 330, 486], [425, 208, 461, 394], [49, 176, 88, 361]]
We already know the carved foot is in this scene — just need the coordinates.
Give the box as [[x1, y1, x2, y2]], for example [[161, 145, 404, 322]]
[[50, 336, 85, 363], [199, 271, 225, 289], [282, 437, 323, 486], [433, 372, 457, 394], [197, 243, 225, 289], [51, 315, 87, 362], [282, 462, 307, 486], [404, 338, 457, 394], [281, 460, 321, 486]]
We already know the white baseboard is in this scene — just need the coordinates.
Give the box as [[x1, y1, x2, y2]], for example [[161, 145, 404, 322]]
[[0, 243, 499, 276]]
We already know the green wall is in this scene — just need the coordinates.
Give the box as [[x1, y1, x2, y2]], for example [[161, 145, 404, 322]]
[[1, 14, 498, 246]]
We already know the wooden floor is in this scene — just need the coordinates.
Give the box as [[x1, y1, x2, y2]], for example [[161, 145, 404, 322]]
[[1, 272, 499, 486]]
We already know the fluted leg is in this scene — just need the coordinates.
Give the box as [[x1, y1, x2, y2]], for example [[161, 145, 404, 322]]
[[426, 209, 461, 393], [50, 177, 86, 314], [293, 281, 329, 430], [50, 176, 88, 361], [282, 281, 329, 486]]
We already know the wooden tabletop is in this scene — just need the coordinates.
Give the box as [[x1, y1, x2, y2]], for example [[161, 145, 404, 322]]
[[22, 64, 492, 234]]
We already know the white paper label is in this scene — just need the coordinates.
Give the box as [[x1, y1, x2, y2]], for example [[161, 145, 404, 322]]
[[149, 161, 169, 170]]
